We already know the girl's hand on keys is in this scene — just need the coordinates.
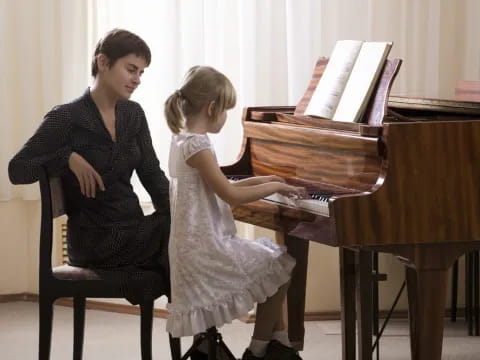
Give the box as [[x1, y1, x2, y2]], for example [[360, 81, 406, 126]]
[[277, 184, 308, 199], [267, 175, 286, 183]]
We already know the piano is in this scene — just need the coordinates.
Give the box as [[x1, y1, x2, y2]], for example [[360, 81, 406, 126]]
[[221, 57, 480, 360]]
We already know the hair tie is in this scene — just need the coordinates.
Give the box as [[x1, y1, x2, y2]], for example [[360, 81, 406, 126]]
[[175, 90, 183, 97]]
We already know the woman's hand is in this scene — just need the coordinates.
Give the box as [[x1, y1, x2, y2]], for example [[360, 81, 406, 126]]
[[277, 183, 309, 199], [68, 152, 105, 198]]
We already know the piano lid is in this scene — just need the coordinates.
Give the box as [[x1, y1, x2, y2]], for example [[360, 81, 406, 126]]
[[389, 81, 480, 115]]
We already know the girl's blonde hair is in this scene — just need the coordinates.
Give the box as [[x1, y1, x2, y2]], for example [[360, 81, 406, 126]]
[[164, 66, 236, 134]]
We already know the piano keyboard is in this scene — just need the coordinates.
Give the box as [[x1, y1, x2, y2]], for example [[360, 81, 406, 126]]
[[228, 176, 330, 216], [264, 192, 331, 217]]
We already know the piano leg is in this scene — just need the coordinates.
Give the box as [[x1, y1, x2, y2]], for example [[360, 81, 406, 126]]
[[283, 233, 309, 351], [393, 243, 473, 360], [340, 248, 357, 360], [340, 248, 374, 360], [405, 266, 448, 360], [356, 250, 373, 360]]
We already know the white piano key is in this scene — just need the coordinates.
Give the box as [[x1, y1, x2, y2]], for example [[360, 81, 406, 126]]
[[264, 193, 330, 217]]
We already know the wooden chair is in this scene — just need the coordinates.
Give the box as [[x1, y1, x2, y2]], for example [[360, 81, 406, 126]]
[[37, 166, 181, 360]]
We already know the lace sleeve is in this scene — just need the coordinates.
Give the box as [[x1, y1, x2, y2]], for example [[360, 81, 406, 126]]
[[181, 134, 211, 161]]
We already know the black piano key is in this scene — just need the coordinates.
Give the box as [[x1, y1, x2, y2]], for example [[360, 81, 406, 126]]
[[309, 191, 332, 201]]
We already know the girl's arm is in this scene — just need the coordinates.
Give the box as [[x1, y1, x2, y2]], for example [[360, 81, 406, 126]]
[[187, 150, 306, 207], [231, 175, 285, 187]]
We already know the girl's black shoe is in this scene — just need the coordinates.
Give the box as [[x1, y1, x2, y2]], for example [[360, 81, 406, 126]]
[[264, 340, 302, 360], [241, 349, 264, 360]]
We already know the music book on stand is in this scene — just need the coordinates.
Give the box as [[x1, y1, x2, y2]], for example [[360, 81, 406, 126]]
[[304, 40, 393, 123]]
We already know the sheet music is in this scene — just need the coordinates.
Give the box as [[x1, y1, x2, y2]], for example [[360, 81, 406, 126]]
[[333, 41, 392, 122], [304, 40, 363, 119]]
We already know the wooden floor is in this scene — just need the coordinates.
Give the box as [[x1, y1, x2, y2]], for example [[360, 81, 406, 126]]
[[1, 301, 480, 360]]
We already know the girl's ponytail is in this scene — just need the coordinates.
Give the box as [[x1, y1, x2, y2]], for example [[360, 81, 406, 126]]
[[164, 91, 184, 134]]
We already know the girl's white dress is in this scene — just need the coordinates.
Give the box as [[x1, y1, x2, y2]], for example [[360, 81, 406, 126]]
[[166, 133, 295, 338]]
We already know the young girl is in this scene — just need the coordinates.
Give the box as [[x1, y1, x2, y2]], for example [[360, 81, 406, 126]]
[[164, 66, 306, 360]]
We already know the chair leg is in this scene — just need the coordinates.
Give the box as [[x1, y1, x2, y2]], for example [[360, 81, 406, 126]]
[[140, 299, 154, 360], [216, 334, 237, 360], [207, 327, 217, 360], [451, 259, 459, 322], [372, 252, 380, 360], [180, 333, 206, 360], [169, 334, 182, 360], [39, 296, 54, 360], [180, 328, 236, 360], [73, 297, 86, 360], [468, 252, 474, 335], [474, 251, 479, 336]]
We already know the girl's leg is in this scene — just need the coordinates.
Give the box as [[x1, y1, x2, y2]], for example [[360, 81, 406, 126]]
[[253, 281, 290, 340], [271, 284, 292, 347], [245, 282, 293, 359], [273, 298, 288, 332]]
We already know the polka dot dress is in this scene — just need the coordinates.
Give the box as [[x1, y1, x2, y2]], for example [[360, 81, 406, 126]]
[[9, 89, 171, 304]]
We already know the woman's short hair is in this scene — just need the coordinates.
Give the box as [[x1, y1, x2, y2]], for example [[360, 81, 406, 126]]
[[91, 28, 151, 77]]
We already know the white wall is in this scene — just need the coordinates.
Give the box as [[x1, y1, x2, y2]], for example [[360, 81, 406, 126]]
[[0, 200, 38, 294]]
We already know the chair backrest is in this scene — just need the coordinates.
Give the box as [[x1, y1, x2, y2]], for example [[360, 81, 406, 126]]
[[38, 166, 66, 281]]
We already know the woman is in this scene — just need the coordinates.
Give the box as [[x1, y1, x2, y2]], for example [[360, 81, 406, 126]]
[[8, 28, 170, 304]]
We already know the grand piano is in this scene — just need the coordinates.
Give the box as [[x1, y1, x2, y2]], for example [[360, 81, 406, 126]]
[[221, 57, 480, 360]]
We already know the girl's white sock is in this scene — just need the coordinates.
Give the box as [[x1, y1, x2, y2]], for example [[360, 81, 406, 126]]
[[248, 338, 269, 357], [272, 330, 291, 347]]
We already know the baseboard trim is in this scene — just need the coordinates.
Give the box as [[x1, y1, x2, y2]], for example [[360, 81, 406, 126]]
[[0, 293, 464, 322], [241, 309, 412, 323], [0, 293, 169, 318], [0, 293, 33, 303]]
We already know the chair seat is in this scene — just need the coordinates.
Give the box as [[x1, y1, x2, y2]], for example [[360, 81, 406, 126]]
[[51, 264, 167, 305], [53, 264, 103, 280]]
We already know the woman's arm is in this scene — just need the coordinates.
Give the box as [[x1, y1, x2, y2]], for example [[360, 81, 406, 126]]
[[8, 106, 73, 184], [187, 150, 306, 207], [134, 106, 170, 215]]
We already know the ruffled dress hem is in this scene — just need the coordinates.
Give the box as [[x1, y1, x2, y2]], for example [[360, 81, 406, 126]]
[[166, 250, 295, 338]]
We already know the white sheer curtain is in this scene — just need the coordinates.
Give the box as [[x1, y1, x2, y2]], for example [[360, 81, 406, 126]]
[[0, 0, 95, 200], [2, 0, 480, 201]]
